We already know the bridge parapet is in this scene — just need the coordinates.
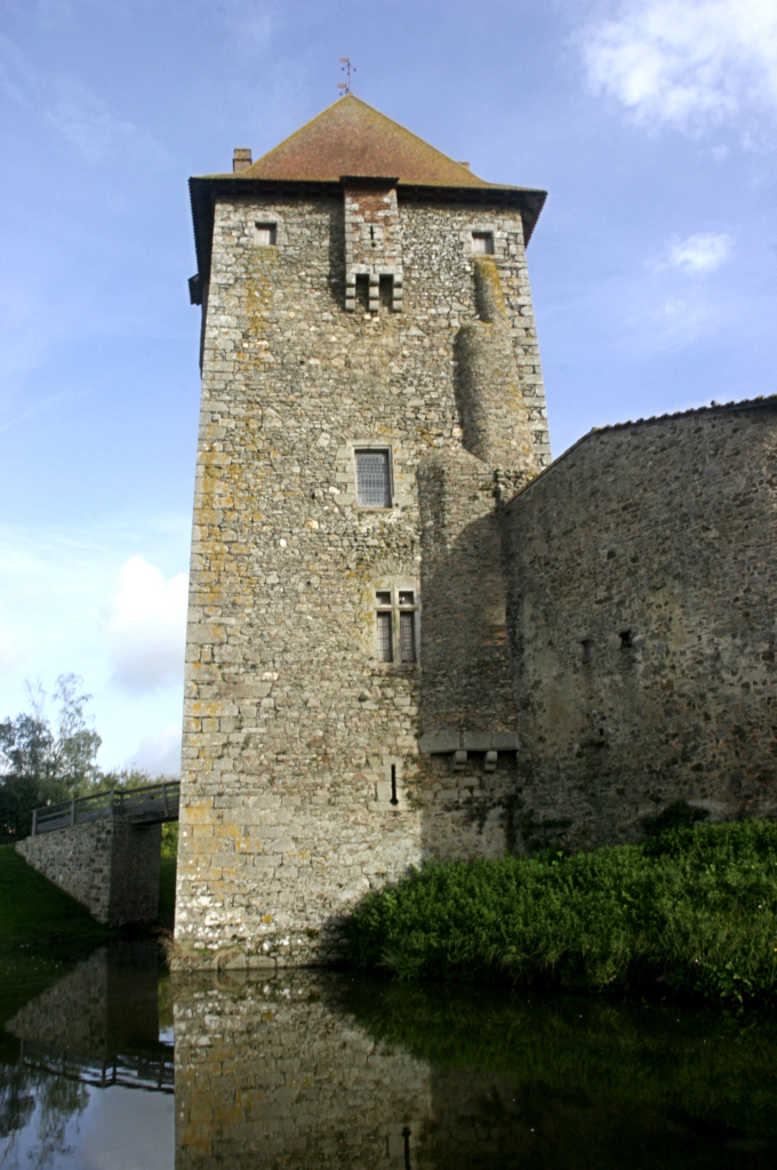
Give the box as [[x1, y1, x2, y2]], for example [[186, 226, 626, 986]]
[[31, 780, 180, 835], [15, 783, 178, 925]]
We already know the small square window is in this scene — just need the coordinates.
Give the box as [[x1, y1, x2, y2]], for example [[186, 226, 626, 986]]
[[255, 222, 277, 246], [471, 231, 494, 255], [355, 449, 391, 508]]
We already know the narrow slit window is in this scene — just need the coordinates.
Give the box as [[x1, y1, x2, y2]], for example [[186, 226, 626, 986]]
[[379, 273, 393, 308], [356, 450, 391, 507], [355, 273, 369, 310], [255, 222, 277, 245], [377, 611, 393, 662], [399, 611, 417, 663]]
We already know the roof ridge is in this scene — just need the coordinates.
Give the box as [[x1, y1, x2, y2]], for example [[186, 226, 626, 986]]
[[588, 393, 777, 437], [513, 393, 777, 501]]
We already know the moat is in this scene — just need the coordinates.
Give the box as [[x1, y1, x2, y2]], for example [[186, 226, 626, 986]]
[[2, 943, 777, 1169]]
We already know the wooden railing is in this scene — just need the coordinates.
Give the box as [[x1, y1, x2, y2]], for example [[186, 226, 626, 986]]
[[31, 780, 180, 836]]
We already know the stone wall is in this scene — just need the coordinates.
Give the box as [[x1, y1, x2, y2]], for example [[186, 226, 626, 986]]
[[503, 399, 777, 849], [16, 817, 161, 925], [177, 187, 548, 965]]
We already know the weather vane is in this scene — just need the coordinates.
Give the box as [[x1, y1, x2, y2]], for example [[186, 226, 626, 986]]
[[338, 57, 356, 95]]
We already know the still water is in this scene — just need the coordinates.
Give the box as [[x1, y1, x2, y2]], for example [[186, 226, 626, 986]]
[[2, 942, 777, 1169]]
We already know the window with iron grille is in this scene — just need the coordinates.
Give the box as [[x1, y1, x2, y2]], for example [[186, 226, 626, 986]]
[[356, 449, 392, 508], [375, 587, 418, 664]]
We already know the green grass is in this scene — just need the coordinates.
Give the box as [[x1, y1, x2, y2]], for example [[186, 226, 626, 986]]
[[0, 832, 178, 1024], [0, 844, 110, 947], [0, 844, 115, 1024], [344, 820, 777, 1004]]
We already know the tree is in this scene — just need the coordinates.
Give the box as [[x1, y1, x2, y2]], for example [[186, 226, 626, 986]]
[[0, 675, 101, 839]]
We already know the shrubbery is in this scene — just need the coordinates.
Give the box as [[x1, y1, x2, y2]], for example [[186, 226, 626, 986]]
[[343, 820, 777, 1003]]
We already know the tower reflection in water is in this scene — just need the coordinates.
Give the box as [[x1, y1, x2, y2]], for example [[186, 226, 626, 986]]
[[5, 949, 777, 1170]]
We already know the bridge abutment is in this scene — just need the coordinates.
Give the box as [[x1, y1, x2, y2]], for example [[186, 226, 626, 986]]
[[16, 817, 161, 926]]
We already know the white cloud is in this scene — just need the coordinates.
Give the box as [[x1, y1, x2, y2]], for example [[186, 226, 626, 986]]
[[665, 232, 733, 274], [128, 721, 182, 778], [105, 557, 188, 693], [580, 0, 777, 138]]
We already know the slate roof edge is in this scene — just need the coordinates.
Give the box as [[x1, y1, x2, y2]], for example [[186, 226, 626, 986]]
[[509, 394, 777, 503]]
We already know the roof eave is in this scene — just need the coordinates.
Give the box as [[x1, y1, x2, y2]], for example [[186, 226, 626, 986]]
[[188, 175, 546, 293]]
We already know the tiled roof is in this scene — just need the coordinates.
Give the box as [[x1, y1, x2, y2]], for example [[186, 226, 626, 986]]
[[237, 95, 497, 188]]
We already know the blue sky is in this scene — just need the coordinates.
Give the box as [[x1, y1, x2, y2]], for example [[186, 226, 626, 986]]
[[1, 0, 775, 776]]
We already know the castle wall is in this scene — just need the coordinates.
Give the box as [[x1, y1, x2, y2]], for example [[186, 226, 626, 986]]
[[177, 190, 548, 965], [503, 401, 777, 849]]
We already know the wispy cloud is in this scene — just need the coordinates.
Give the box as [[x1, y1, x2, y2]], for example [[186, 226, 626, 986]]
[[579, 0, 777, 141], [663, 232, 733, 275], [0, 33, 168, 165]]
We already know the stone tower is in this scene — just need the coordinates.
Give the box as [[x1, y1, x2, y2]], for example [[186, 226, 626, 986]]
[[176, 95, 549, 966]]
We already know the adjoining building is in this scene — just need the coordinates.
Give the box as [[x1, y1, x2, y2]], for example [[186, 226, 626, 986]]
[[177, 95, 777, 968], [503, 396, 777, 851]]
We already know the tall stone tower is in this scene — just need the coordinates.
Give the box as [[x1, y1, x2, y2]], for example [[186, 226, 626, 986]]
[[177, 95, 549, 966]]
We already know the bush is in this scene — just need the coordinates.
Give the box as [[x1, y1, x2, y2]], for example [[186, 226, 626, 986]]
[[343, 821, 777, 1003]]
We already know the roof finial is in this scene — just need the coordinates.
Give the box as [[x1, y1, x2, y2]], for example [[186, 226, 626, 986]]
[[338, 56, 356, 96]]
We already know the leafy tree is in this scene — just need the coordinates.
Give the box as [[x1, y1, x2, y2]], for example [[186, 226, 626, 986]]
[[0, 675, 102, 839]]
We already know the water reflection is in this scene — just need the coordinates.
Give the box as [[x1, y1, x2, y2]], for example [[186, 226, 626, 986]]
[[174, 972, 777, 1170], [1, 942, 173, 1169], [174, 972, 432, 1169], [3, 948, 777, 1169]]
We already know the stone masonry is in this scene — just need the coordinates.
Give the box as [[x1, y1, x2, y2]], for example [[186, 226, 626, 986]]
[[176, 96, 549, 966], [502, 398, 777, 850], [16, 817, 161, 925]]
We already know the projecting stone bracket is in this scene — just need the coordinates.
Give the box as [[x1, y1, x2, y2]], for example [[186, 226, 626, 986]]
[[419, 729, 518, 771]]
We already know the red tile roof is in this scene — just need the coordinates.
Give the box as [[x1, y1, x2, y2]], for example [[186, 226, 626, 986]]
[[238, 95, 493, 187]]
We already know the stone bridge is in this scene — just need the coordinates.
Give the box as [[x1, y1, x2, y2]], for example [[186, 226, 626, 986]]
[[15, 782, 179, 926]]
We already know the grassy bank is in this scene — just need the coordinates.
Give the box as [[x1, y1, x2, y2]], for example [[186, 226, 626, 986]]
[[0, 828, 177, 1022], [0, 845, 111, 949], [0, 844, 114, 1021], [344, 820, 777, 1004]]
